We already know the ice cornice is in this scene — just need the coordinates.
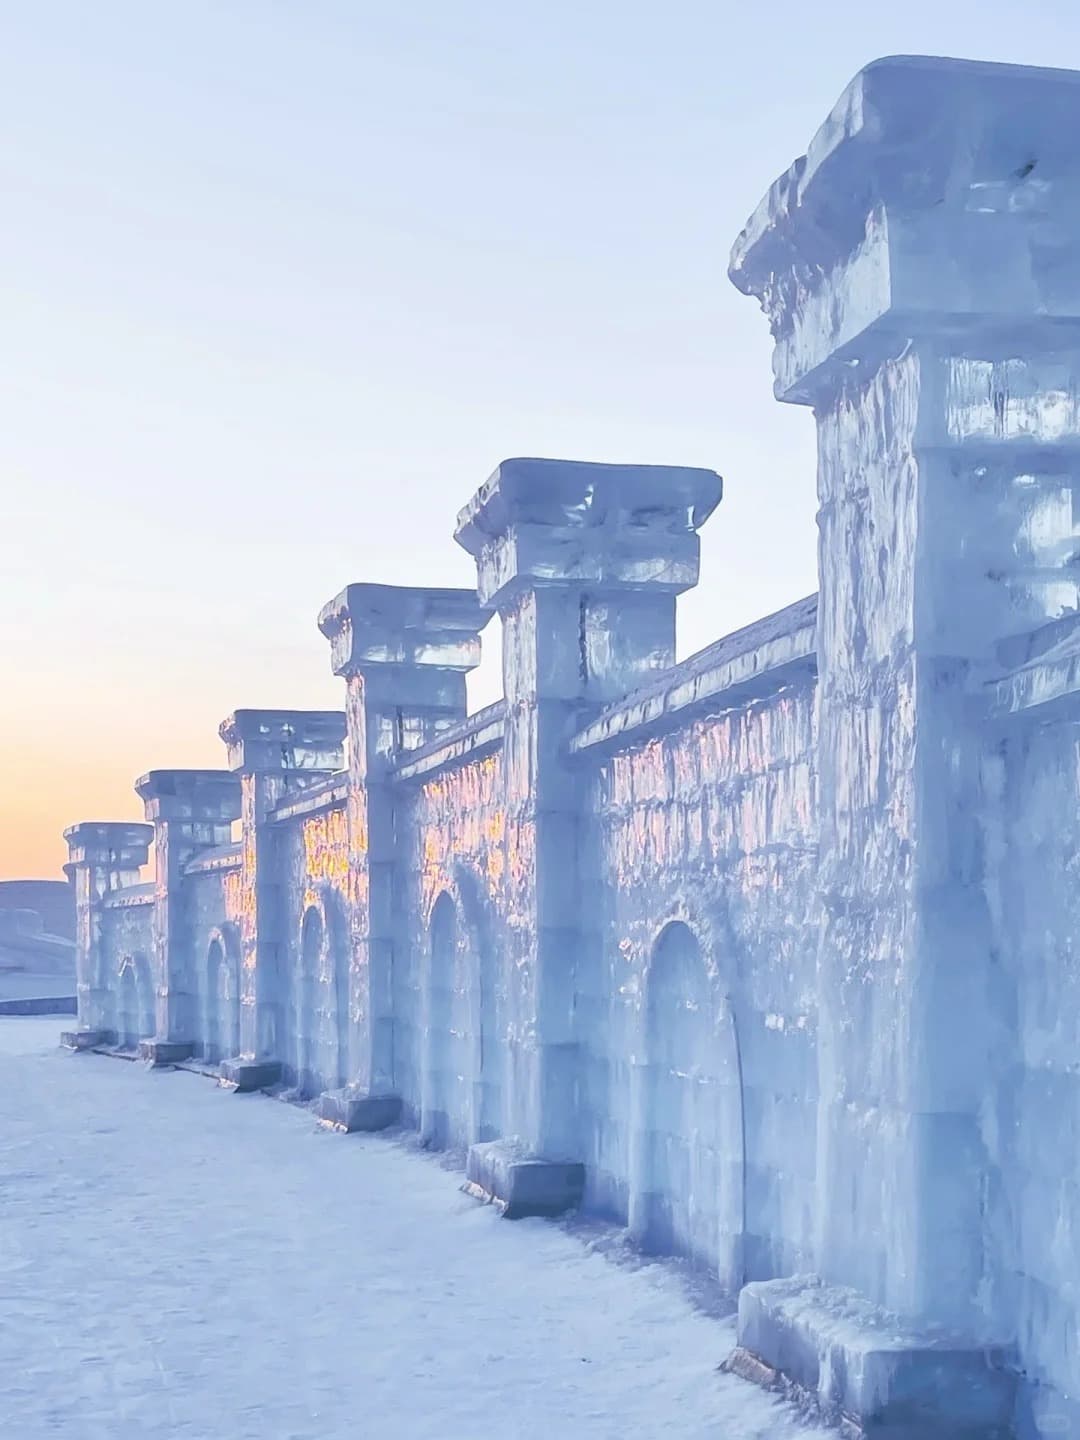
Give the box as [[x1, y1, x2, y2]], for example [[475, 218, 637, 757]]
[[731, 54, 1080, 340]]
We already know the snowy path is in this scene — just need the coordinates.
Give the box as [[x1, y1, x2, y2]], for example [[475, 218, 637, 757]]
[[1, 1019, 821, 1440]]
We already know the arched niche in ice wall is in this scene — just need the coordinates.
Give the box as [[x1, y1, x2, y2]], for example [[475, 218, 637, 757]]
[[204, 926, 240, 1065], [116, 951, 155, 1050], [290, 890, 350, 1094], [420, 877, 500, 1151], [630, 919, 745, 1291]]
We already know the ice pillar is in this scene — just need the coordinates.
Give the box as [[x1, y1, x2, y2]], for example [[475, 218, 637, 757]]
[[315, 583, 486, 1131], [725, 53, 1080, 1426], [455, 457, 721, 1212], [62, 821, 153, 1045], [134, 769, 242, 1064], [218, 709, 345, 1090]]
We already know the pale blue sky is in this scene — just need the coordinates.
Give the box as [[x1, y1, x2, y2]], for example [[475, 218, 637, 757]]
[[4, 0, 1079, 874]]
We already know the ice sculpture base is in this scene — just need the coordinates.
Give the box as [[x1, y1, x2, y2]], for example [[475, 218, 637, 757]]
[[725, 1277, 1016, 1439], [139, 1039, 194, 1067], [61, 1028, 111, 1051], [219, 1058, 281, 1092], [317, 1087, 401, 1132], [464, 1139, 585, 1219]]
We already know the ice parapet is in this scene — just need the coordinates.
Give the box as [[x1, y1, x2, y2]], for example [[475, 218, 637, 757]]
[[731, 55, 1080, 403], [455, 457, 722, 608]]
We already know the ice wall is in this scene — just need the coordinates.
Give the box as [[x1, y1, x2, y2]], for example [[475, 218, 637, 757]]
[[580, 632, 818, 1290], [273, 786, 351, 1095], [65, 822, 152, 1039], [222, 710, 347, 1075], [389, 582, 817, 1297], [400, 742, 506, 1147], [137, 770, 243, 1052], [182, 850, 245, 1064], [100, 890, 154, 1048], [985, 726, 1080, 1431]]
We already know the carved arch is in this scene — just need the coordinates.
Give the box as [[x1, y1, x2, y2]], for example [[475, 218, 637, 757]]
[[116, 951, 154, 1049], [296, 901, 325, 1096], [630, 911, 746, 1292], [293, 886, 350, 1095], [420, 865, 500, 1147], [205, 923, 241, 1064]]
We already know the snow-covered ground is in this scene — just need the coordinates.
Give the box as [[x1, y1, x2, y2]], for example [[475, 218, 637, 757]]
[[1, 1018, 822, 1440]]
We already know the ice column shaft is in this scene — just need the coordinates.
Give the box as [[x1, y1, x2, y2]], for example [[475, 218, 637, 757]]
[[456, 458, 722, 1159], [730, 54, 1080, 1325], [318, 584, 487, 1098]]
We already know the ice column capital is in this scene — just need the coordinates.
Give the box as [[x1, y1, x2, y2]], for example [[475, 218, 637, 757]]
[[454, 457, 722, 610], [63, 822, 154, 869], [218, 710, 346, 774], [729, 55, 1080, 403], [134, 769, 242, 824], [317, 583, 486, 679]]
